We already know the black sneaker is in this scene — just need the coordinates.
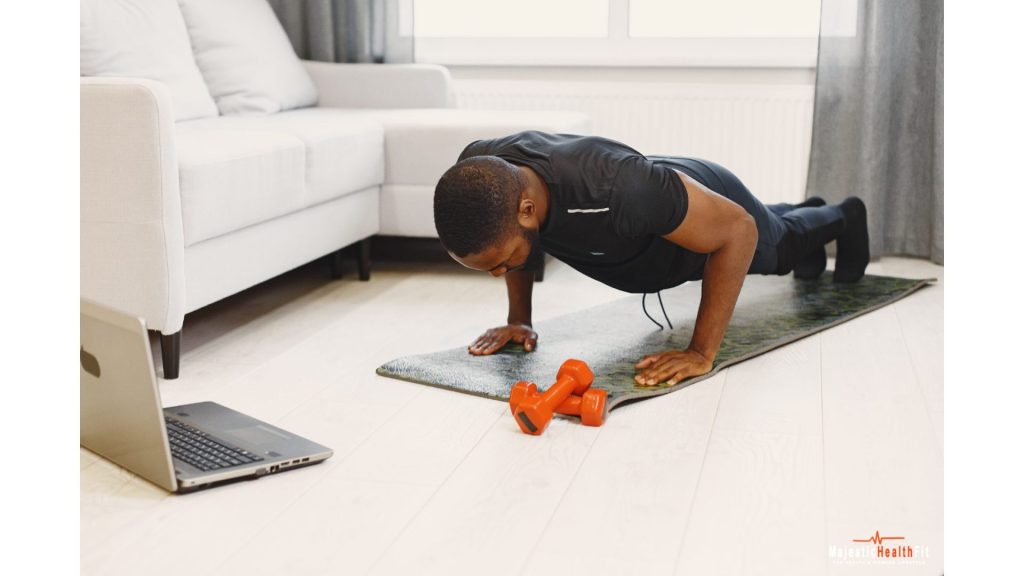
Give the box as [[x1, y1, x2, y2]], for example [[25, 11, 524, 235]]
[[833, 197, 870, 283], [791, 196, 829, 279]]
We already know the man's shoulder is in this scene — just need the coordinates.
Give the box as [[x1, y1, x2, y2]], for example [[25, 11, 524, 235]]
[[457, 130, 543, 161], [458, 131, 638, 161]]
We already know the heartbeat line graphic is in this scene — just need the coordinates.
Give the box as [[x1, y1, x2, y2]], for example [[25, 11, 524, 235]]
[[853, 530, 905, 544]]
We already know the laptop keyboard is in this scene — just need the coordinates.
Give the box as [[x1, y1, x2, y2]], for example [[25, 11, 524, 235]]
[[165, 417, 265, 472]]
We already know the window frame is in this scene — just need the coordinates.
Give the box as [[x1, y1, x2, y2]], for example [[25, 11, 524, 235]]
[[410, 0, 822, 68]]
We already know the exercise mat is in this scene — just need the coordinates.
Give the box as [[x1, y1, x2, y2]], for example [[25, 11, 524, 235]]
[[377, 272, 935, 412]]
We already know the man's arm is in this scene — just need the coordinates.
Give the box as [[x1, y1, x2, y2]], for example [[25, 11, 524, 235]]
[[505, 268, 534, 327], [468, 269, 538, 355], [634, 171, 758, 385]]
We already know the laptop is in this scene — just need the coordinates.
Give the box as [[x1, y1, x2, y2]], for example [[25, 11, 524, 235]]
[[80, 299, 333, 493]]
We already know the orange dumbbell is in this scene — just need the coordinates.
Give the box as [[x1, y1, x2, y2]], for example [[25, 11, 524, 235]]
[[509, 359, 597, 435], [509, 381, 608, 428], [557, 389, 608, 427]]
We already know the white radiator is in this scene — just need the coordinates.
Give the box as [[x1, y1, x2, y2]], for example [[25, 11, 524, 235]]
[[454, 80, 815, 204]]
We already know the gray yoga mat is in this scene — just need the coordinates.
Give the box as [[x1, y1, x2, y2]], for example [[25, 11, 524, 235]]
[[377, 272, 935, 412]]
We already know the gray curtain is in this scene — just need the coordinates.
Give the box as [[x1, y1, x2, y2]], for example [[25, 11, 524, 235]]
[[806, 0, 943, 263], [267, 0, 413, 63]]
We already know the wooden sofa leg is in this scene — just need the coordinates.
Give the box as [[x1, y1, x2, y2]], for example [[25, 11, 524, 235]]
[[160, 331, 181, 380], [358, 238, 371, 281]]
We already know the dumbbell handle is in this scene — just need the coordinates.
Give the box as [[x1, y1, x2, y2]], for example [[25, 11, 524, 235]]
[[513, 394, 581, 416], [531, 373, 586, 414], [554, 395, 583, 415]]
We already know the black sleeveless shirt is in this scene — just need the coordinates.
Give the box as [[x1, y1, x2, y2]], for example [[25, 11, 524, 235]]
[[458, 131, 708, 293]]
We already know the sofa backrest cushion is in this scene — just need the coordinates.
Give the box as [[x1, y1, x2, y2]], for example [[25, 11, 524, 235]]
[[80, 0, 219, 122], [176, 0, 319, 116]]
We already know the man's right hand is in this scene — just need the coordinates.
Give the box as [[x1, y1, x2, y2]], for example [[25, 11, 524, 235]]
[[468, 324, 538, 356]]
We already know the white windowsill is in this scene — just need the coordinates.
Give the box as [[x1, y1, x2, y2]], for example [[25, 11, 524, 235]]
[[414, 37, 819, 68]]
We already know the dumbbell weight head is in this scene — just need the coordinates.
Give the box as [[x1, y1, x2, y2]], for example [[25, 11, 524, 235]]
[[578, 388, 608, 427], [554, 388, 608, 426], [509, 381, 537, 415], [556, 359, 594, 395]]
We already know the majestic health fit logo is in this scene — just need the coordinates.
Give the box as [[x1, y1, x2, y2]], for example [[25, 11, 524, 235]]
[[852, 531, 909, 558], [829, 530, 930, 566]]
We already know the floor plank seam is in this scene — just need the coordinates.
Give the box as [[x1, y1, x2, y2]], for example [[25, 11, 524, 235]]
[[892, 300, 943, 458], [205, 387, 428, 576], [364, 409, 506, 574], [221, 298, 448, 431], [669, 369, 729, 575], [817, 333, 832, 573], [515, 425, 607, 575], [185, 274, 407, 369]]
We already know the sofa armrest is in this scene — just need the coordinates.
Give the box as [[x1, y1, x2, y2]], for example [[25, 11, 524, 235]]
[[302, 60, 453, 109], [81, 77, 186, 334]]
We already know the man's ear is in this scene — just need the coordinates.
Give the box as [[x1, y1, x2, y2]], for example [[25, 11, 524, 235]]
[[518, 195, 536, 225]]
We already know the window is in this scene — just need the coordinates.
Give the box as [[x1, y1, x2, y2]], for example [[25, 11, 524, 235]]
[[415, 0, 609, 38], [629, 0, 819, 38], [413, 0, 833, 67]]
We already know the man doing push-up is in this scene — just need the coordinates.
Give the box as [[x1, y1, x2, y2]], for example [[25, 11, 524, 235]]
[[432, 131, 869, 387]]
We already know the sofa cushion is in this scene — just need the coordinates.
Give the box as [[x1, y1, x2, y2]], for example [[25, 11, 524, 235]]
[[174, 126, 306, 246], [270, 108, 592, 185], [176, 0, 318, 116], [80, 0, 218, 122], [177, 111, 385, 208], [374, 109, 592, 185]]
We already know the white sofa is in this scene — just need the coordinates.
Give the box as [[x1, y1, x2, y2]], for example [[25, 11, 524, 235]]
[[80, 0, 590, 378]]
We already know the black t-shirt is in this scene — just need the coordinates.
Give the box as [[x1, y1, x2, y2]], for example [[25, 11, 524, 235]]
[[458, 130, 708, 293]]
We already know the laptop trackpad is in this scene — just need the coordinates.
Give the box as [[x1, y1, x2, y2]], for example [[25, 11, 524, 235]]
[[225, 425, 291, 447]]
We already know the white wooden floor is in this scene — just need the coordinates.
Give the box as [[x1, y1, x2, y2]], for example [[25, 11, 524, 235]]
[[81, 254, 943, 576]]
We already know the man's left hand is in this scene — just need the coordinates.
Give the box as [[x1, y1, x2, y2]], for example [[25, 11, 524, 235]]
[[634, 348, 713, 387]]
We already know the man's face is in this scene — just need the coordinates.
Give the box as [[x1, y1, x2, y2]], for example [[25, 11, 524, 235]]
[[452, 227, 541, 278]]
